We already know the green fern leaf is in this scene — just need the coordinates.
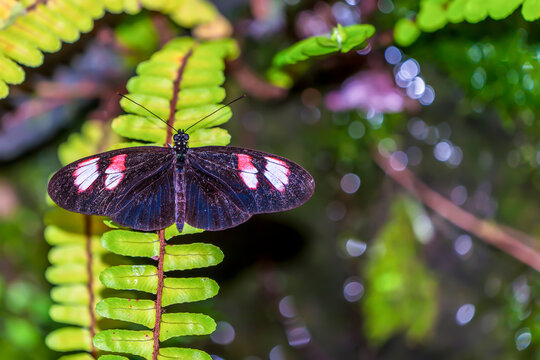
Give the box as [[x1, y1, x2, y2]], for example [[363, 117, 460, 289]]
[[0, 54, 28, 84], [272, 24, 375, 68], [59, 353, 96, 360], [46, 327, 93, 352], [522, 0, 540, 20], [94, 330, 154, 359]]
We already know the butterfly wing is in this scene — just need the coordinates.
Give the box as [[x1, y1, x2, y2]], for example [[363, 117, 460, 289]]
[[184, 146, 315, 230], [47, 146, 176, 231]]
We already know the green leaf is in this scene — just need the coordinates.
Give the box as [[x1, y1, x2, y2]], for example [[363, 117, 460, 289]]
[[93, 330, 153, 359], [0, 53, 25, 84], [101, 230, 159, 258], [163, 0, 218, 27], [522, 0, 540, 21], [162, 277, 219, 306], [96, 298, 156, 328], [394, 18, 421, 47], [51, 284, 90, 305], [488, 0, 523, 19], [164, 243, 224, 271], [447, 0, 467, 23], [46, 327, 92, 352], [100, 265, 158, 293], [45, 225, 99, 246], [165, 222, 204, 238], [47, 0, 94, 33], [3, 20, 61, 53], [417, 1, 448, 32], [48, 240, 105, 265], [160, 313, 216, 341], [70, 0, 106, 19], [186, 128, 231, 147], [0, 31, 43, 67], [46, 264, 87, 285], [29, 4, 80, 43], [98, 356, 130, 360], [464, 0, 489, 22], [59, 353, 95, 360], [158, 347, 212, 360], [112, 105, 231, 143], [0, 79, 8, 99], [50, 305, 90, 326]]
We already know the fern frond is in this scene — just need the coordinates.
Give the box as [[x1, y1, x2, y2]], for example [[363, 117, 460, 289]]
[[267, 24, 375, 88], [94, 36, 237, 360], [395, 0, 540, 47], [45, 121, 120, 359], [0, 0, 228, 99]]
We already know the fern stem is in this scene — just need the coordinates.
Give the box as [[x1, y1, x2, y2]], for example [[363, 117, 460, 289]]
[[26, 0, 48, 11], [84, 214, 97, 357], [165, 46, 194, 145], [152, 229, 167, 360]]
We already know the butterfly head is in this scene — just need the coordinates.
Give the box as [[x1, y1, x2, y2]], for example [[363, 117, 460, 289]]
[[173, 131, 189, 147]]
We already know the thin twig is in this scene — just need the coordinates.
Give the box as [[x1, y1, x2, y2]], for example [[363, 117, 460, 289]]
[[373, 151, 540, 271]]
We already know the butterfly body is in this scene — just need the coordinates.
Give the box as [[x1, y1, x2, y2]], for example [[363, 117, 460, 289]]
[[48, 130, 315, 232]]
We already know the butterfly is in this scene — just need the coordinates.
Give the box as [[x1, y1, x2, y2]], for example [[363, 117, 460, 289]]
[[47, 97, 315, 232]]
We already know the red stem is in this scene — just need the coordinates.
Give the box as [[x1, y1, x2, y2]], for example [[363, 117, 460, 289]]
[[165, 47, 194, 145], [373, 151, 540, 271], [84, 215, 97, 357], [152, 229, 166, 360]]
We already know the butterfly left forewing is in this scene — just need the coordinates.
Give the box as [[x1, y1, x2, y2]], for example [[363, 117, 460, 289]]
[[184, 146, 315, 230], [48, 146, 177, 231]]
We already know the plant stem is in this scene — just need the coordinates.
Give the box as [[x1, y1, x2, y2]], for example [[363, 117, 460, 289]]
[[373, 151, 540, 271], [152, 229, 166, 360], [84, 215, 97, 357], [166, 47, 194, 145]]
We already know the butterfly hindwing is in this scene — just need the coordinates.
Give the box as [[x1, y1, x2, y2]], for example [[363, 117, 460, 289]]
[[47, 146, 176, 231], [184, 146, 315, 230]]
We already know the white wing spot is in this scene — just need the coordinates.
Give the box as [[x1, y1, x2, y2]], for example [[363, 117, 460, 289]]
[[264, 157, 290, 192], [104, 154, 127, 190], [73, 157, 99, 192], [237, 154, 258, 190], [105, 172, 124, 190]]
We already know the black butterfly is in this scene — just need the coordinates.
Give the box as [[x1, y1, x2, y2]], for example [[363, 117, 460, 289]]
[[48, 100, 315, 232]]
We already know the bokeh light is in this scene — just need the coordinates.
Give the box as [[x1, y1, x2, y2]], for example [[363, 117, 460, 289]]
[[346, 239, 367, 257], [343, 277, 364, 302], [211, 321, 236, 345], [456, 304, 475, 326], [340, 173, 361, 194]]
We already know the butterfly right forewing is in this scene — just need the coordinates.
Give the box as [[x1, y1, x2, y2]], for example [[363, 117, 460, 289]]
[[183, 146, 315, 230]]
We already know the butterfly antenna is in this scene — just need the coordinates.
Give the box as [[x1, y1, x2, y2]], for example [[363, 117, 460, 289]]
[[183, 94, 247, 133], [117, 93, 179, 133]]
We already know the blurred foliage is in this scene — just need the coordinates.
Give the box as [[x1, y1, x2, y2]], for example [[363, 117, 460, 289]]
[[363, 197, 438, 344]]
